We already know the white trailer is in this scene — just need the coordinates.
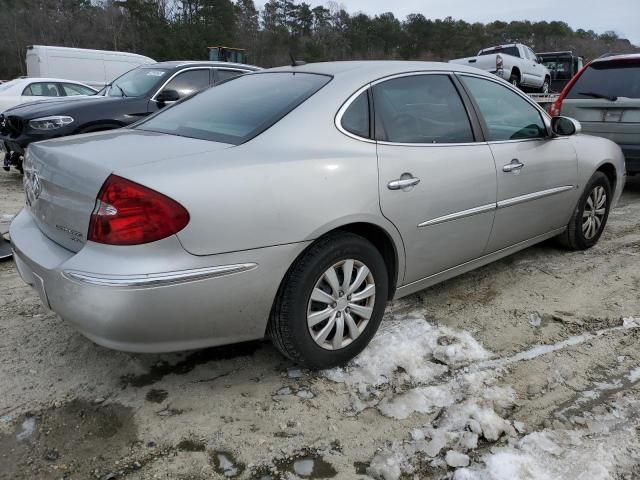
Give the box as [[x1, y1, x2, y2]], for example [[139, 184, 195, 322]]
[[25, 45, 154, 89]]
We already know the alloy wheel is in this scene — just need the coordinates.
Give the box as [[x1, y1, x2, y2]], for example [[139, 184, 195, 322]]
[[582, 185, 607, 240], [307, 259, 376, 350]]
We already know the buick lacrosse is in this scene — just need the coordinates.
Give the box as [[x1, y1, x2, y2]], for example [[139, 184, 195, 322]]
[[11, 61, 626, 368]]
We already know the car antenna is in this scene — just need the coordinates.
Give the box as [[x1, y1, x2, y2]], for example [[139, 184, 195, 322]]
[[290, 53, 306, 67]]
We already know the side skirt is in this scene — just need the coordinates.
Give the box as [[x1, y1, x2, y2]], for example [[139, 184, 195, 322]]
[[393, 227, 566, 299]]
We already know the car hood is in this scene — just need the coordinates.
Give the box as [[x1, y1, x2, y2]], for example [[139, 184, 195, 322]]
[[2, 95, 127, 119]]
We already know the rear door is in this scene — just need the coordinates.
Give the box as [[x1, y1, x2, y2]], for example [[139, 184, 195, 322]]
[[561, 58, 640, 169], [459, 74, 578, 253], [374, 73, 497, 285]]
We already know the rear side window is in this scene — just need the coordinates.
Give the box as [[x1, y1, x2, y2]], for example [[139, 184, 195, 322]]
[[373, 75, 474, 144], [566, 60, 640, 99], [479, 46, 520, 58], [138, 72, 331, 145], [341, 91, 370, 139], [461, 76, 546, 141], [215, 69, 245, 84], [23, 82, 61, 97], [61, 83, 95, 96]]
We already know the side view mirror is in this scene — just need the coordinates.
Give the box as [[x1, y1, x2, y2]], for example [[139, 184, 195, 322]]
[[551, 116, 581, 136], [537, 56, 543, 64], [155, 89, 180, 104]]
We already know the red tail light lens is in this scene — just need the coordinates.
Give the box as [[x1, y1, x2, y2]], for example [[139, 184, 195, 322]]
[[550, 61, 591, 117], [88, 174, 189, 246]]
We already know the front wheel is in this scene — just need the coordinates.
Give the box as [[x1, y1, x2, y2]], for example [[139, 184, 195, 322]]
[[558, 172, 612, 250], [540, 78, 550, 94], [268, 232, 389, 369]]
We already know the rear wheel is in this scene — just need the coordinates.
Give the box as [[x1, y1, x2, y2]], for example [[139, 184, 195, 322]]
[[268, 232, 389, 369], [541, 77, 550, 94], [558, 172, 612, 250], [509, 73, 520, 89]]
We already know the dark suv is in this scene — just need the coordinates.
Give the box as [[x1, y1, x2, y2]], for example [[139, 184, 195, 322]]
[[551, 54, 640, 174], [1, 61, 259, 172]]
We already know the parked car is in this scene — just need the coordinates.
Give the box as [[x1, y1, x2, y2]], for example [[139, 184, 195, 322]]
[[450, 43, 551, 93], [551, 53, 640, 175], [11, 61, 625, 368], [0, 77, 96, 112], [26, 45, 155, 89], [1, 60, 260, 172], [537, 51, 584, 92]]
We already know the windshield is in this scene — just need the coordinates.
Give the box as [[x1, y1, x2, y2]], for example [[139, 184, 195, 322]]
[[567, 60, 640, 100], [105, 67, 170, 97], [480, 46, 520, 58], [136, 72, 331, 145]]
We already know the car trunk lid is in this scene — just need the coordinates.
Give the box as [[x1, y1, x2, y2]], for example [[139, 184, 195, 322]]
[[24, 129, 231, 252]]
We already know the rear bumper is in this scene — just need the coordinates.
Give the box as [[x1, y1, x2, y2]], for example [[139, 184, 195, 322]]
[[10, 208, 309, 353]]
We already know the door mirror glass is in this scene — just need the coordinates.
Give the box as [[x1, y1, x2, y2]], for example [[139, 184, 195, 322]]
[[551, 116, 581, 136], [156, 89, 180, 103]]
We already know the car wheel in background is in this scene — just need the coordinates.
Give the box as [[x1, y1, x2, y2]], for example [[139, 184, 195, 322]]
[[559, 172, 612, 250], [509, 73, 520, 89], [268, 232, 389, 369], [541, 77, 550, 94]]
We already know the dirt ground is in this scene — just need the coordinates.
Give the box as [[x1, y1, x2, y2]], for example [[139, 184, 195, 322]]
[[1, 170, 639, 479]]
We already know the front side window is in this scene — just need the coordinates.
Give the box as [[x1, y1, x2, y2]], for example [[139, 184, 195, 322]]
[[137, 72, 331, 145], [341, 91, 370, 139], [566, 60, 640, 100], [461, 76, 546, 141], [23, 82, 60, 97], [373, 75, 474, 144], [162, 69, 211, 98]]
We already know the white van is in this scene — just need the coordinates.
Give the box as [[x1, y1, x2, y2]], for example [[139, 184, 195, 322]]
[[26, 45, 155, 89]]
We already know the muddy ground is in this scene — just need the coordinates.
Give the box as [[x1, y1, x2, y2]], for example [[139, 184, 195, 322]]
[[1, 170, 639, 479]]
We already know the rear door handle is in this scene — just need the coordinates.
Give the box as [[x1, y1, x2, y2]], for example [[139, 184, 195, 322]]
[[503, 159, 525, 173], [388, 174, 420, 191]]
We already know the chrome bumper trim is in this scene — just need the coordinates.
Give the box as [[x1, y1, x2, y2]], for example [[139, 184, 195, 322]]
[[62, 263, 258, 288]]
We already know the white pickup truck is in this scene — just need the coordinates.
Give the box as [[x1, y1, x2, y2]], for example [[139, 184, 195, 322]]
[[450, 43, 551, 93]]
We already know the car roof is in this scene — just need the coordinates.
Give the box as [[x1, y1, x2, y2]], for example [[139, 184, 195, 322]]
[[591, 53, 640, 64], [264, 60, 498, 83], [12, 77, 95, 85], [147, 61, 261, 71]]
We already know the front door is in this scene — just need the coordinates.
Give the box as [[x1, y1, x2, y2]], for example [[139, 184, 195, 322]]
[[458, 74, 578, 253], [374, 73, 497, 285]]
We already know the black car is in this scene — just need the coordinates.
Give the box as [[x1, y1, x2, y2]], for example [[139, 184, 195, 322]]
[[1, 61, 259, 172]]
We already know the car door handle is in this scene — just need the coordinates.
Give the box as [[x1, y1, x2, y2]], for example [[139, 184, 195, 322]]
[[503, 159, 525, 173], [387, 175, 420, 190]]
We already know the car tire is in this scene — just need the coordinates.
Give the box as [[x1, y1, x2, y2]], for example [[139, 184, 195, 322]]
[[541, 77, 550, 94], [509, 73, 520, 89], [268, 232, 389, 369], [558, 172, 612, 250]]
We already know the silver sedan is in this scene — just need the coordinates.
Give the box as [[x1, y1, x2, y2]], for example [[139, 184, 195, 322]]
[[11, 61, 626, 368]]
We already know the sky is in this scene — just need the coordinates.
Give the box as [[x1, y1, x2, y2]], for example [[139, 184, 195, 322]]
[[256, 0, 640, 46]]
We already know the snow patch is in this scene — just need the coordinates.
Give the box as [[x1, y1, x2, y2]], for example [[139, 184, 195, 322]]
[[324, 317, 490, 391], [627, 367, 640, 383]]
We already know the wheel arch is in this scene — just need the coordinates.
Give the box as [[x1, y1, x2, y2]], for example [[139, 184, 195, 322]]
[[596, 162, 617, 193], [510, 66, 521, 79]]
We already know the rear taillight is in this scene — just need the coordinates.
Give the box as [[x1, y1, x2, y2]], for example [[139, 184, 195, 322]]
[[88, 174, 189, 246], [550, 61, 591, 117], [496, 54, 503, 70]]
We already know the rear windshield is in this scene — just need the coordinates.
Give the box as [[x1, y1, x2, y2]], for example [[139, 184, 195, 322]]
[[136, 72, 331, 145], [480, 46, 520, 58], [567, 60, 640, 99]]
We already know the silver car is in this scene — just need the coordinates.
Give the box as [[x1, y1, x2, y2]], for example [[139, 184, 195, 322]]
[[551, 53, 640, 175], [10, 61, 626, 368]]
